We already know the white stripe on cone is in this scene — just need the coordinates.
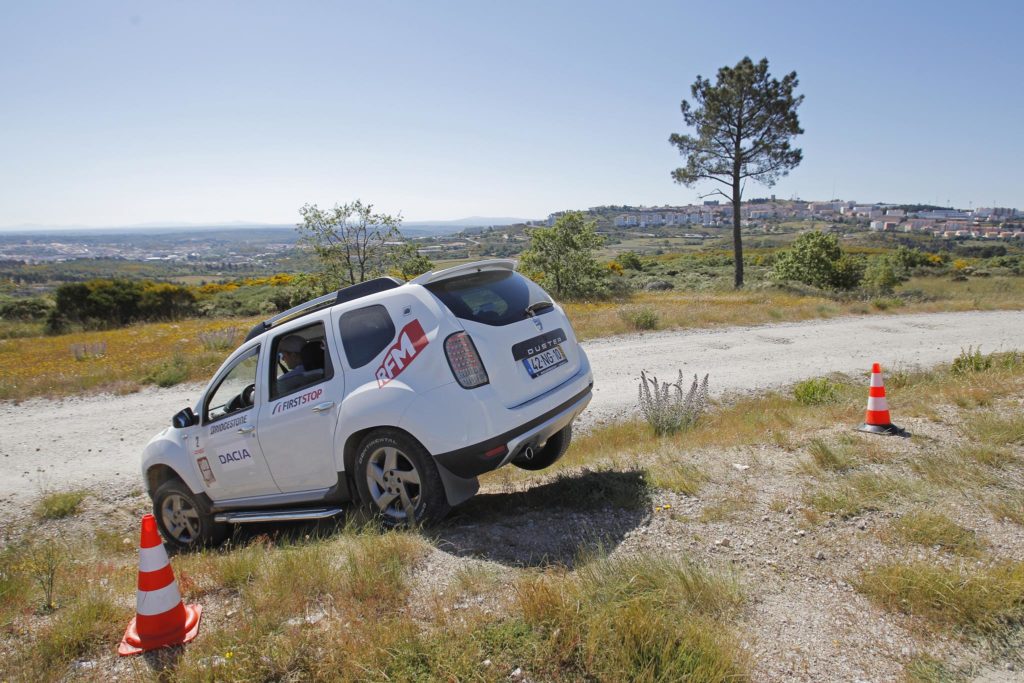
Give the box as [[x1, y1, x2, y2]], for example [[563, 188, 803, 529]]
[[866, 396, 889, 411], [870, 373, 884, 388], [137, 582, 184, 616], [139, 545, 169, 573]]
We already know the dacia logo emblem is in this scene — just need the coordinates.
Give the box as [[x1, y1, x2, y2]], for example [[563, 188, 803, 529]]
[[532, 317, 543, 331]]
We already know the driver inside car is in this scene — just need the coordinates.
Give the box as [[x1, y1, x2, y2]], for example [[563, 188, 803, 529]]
[[277, 335, 306, 381]]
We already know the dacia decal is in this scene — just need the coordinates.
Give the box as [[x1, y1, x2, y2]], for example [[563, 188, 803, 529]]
[[218, 449, 252, 465], [376, 319, 428, 387], [272, 387, 323, 415]]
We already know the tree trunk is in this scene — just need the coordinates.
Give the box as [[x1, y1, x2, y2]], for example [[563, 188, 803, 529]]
[[732, 177, 744, 289]]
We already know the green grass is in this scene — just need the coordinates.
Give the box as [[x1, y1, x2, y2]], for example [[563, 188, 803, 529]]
[[793, 377, 843, 406], [855, 560, 1024, 633], [885, 510, 985, 556], [34, 490, 87, 519]]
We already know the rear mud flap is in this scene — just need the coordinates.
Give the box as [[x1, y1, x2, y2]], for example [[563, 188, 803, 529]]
[[434, 462, 480, 507]]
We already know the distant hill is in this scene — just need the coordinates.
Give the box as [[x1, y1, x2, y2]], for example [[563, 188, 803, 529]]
[[0, 216, 529, 236], [403, 217, 529, 234]]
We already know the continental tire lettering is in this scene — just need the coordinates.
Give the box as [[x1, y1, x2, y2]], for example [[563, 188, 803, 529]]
[[217, 449, 252, 464], [210, 415, 247, 435], [376, 319, 428, 387], [271, 387, 323, 415]]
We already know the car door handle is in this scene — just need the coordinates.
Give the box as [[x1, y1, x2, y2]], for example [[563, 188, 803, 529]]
[[312, 401, 335, 413], [237, 425, 256, 435]]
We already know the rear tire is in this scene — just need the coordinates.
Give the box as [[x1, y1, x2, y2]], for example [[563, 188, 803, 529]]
[[512, 425, 572, 471], [354, 430, 450, 528], [152, 479, 228, 551]]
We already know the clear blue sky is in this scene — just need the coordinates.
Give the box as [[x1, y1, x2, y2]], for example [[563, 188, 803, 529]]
[[1, 1, 1021, 228]]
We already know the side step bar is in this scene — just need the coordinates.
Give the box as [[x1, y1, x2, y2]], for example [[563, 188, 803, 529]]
[[214, 507, 343, 524]]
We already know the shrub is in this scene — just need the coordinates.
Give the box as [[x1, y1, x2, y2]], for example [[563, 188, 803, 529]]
[[0, 296, 52, 321], [862, 256, 902, 294], [952, 346, 992, 375], [198, 326, 240, 351], [35, 490, 88, 519], [617, 306, 660, 330], [771, 231, 864, 290], [18, 538, 68, 611], [145, 351, 189, 387], [793, 377, 841, 405], [617, 251, 643, 270], [638, 370, 709, 435]]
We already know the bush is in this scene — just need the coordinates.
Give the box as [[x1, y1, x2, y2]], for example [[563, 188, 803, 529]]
[[0, 296, 52, 321], [793, 377, 841, 405], [771, 231, 863, 290], [618, 306, 660, 330], [952, 346, 992, 375], [35, 490, 88, 519], [638, 370, 709, 435], [145, 351, 189, 387], [617, 251, 643, 270], [862, 256, 902, 294], [198, 327, 240, 351]]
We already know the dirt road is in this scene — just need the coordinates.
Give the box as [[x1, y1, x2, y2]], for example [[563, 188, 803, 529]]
[[1, 309, 1021, 518]]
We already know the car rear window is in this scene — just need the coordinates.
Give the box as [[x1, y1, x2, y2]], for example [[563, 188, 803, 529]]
[[425, 270, 551, 326]]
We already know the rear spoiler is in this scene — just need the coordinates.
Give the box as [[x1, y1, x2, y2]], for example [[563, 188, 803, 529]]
[[409, 259, 518, 287]]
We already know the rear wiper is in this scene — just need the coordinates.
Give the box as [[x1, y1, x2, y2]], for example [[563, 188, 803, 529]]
[[525, 301, 554, 317]]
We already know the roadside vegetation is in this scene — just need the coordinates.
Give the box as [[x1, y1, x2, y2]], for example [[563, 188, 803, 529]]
[[2, 349, 1022, 680]]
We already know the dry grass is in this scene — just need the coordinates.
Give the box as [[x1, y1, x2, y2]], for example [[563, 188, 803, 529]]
[[699, 488, 756, 523], [646, 459, 708, 496], [0, 316, 261, 400], [564, 276, 1024, 342], [514, 554, 747, 681], [806, 472, 916, 519], [884, 510, 985, 556], [987, 492, 1024, 526], [855, 560, 1024, 633]]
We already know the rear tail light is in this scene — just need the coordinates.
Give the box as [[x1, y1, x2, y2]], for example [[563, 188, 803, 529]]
[[444, 332, 489, 388]]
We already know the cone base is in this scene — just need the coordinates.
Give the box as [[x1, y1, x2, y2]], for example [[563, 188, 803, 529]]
[[118, 604, 202, 656], [857, 422, 910, 438]]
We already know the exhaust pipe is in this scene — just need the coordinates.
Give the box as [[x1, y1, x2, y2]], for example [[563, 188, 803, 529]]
[[523, 446, 535, 461]]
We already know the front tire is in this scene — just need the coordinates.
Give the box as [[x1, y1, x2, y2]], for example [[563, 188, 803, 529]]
[[354, 430, 450, 527], [512, 425, 572, 471], [152, 479, 227, 550]]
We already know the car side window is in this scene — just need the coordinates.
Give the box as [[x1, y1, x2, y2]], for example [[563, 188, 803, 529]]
[[269, 321, 334, 401], [339, 305, 396, 369], [205, 346, 260, 423]]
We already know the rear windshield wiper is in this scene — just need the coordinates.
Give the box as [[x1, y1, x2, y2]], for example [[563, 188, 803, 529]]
[[524, 301, 554, 317]]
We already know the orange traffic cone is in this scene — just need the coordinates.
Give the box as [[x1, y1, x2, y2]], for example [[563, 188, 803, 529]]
[[857, 362, 909, 437], [118, 514, 202, 656]]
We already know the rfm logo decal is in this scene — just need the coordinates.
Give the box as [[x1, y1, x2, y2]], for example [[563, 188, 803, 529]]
[[376, 320, 428, 387]]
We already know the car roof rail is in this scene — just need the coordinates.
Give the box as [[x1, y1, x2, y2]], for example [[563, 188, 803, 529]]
[[243, 276, 404, 342]]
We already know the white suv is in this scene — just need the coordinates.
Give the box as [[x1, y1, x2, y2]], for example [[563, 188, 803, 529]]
[[140, 260, 593, 548]]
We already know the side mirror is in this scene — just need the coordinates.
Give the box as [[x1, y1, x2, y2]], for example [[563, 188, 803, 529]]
[[172, 407, 198, 429]]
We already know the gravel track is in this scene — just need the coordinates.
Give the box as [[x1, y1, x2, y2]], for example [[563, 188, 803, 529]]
[[1, 309, 1022, 519]]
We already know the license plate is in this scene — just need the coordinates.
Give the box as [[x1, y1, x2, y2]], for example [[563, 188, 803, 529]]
[[522, 345, 567, 378]]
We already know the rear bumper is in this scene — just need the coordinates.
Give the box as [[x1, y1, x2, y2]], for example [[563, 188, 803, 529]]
[[433, 383, 592, 478]]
